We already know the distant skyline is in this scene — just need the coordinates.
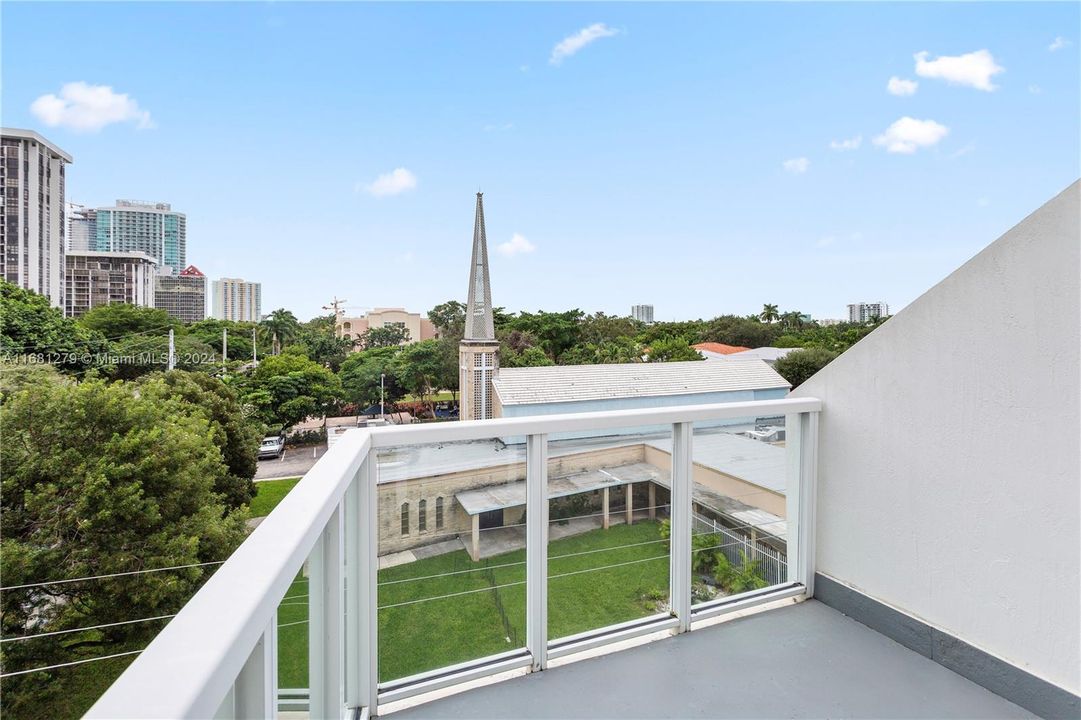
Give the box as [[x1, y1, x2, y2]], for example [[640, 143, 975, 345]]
[[2, 2, 1078, 321]]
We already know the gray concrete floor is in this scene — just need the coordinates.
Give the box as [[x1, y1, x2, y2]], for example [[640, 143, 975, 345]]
[[388, 600, 1031, 719]]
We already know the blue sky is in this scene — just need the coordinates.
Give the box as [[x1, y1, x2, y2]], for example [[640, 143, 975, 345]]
[[3, 2, 1078, 321]]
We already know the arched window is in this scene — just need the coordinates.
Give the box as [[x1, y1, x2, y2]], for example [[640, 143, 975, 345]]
[[400, 502, 409, 536], [435, 497, 444, 530], [418, 499, 427, 532]]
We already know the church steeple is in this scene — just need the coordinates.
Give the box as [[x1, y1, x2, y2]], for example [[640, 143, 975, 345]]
[[463, 192, 495, 341], [459, 192, 500, 421]]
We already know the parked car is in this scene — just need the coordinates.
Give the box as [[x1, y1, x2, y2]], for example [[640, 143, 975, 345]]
[[258, 435, 285, 460]]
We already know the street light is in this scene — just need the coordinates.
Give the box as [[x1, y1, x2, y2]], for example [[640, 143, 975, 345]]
[[380, 373, 385, 421]]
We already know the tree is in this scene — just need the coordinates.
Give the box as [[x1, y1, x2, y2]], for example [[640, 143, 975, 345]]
[[244, 350, 341, 428], [635, 320, 706, 346], [261, 309, 301, 354], [77, 303, 177, 338], [773, 347, 839, 388], [360, 325, 411, 349], [103, 333, 218, 381], [339, 346, 406, 411], [780, 311, 805, 332], [0, 375, 248, 715], [297, 314, 353, 371], [428, 300, 466, 338], [759, 304, 780, 324], [700, 315, 781, 348], [0, 280, 107, 373], [394, 340, 446, 415], [579, 313, 641, 346], [504, 345, 555, 368], [645, 337, 704, 363], [561, 337, 642, 365], [139, 371, 263, 509], [505, 310, 584, 363]]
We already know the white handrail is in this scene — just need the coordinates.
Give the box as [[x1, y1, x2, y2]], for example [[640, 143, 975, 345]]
[[368, 397, 821, 447], [87, 397, 820, 718], [86, 429, 372, 719]]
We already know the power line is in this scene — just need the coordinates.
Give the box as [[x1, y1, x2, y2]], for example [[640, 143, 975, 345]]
[[0, 561, 224, 592], [0, 649, 144, 679], [0, 614, 176, 644]]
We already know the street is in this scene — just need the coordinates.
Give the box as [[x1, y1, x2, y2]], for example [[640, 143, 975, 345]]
[[255, 443, 327, 481]]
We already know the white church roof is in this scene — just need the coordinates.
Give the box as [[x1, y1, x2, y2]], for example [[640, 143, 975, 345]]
[[492, 359, 790, 406]]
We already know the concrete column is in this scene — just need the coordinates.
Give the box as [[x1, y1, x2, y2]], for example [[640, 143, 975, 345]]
[[470, 514, 480, 562], [602, 488, 610, 530], [625, 483, 634, 526], [648, 483, 656, 521]]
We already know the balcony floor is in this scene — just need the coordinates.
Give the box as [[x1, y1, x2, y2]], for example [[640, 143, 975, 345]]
[[388, 600, 1031, 719]]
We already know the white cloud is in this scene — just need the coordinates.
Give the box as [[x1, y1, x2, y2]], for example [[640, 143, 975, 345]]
[[816, 236, 837, 248], [362, 168, 417, 197], [873, 117, 949, 154], [30, 82, 152, 132], [1049, 36, 1070, 52], [783, 157, 810, 174], [550, 23, 619, 65], [887, 76, 919, 96], [496, 232, 536, 257], [483, 122, 514, 132], [950, 141, 976, 159], [914, 50, 1004, 91], [1028, 84, 1043, 95], [829, 135, 862, 151]]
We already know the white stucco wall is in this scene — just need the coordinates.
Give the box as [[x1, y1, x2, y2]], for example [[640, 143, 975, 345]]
[[792, 181, 1080, 692]]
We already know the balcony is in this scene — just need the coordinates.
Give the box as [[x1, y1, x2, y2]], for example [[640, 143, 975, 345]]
[[84, 394, 1075, 719]]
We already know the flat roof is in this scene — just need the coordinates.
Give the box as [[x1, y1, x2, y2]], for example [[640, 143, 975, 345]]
[[1, 127, 73, 163], [646, 432, 787, 495], [492, 360, 790, 406], [66, 250, 157, 263]]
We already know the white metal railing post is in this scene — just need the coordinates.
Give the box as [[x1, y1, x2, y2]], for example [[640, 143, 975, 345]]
[[309, 505, 344, 719], [362, 454, 379, 712], [344, 471, 360, 711], [785, 412, 803, 586], [235, 614, 277, 718], [785, 412, 819, 593], [526, 433, 549, 671], [670, 422, 693, 633], [799, 412, 819, 594]]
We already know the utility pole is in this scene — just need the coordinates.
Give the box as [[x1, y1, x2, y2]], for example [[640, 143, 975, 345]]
[[167, 328, 175, 371], [322, 296, 349, 337], [252, 327, 258, 365], [380, 372, 385, 420], [222, 328, 228, 370]]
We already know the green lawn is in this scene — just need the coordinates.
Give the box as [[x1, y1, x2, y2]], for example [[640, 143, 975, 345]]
[[277, 521, 669, 686], [249, 477, 301, 517]]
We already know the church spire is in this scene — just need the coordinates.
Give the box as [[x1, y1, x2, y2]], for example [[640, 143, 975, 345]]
[[463, 192, 495, 341]]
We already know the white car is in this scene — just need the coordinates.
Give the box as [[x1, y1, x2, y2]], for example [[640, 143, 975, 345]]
[[258, 436, 285, 460]]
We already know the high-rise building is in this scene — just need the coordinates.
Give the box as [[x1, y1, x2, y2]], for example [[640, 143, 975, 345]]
[[847, 301, 890, 323], [93, 200, 186, 272], [66, 203, 96, 252], [64, 250, 157, 318], [155, 265, 207, 323], [1, 128, 72, 308], [212, 277, 261, 322], [631, 304, 654, 323], [459, 193, 499, 422]]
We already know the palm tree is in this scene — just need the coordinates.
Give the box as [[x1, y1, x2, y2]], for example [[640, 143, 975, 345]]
[[260, 309, 300, 355], [781, 311, 805, 332], [760, 304, 780, 324]]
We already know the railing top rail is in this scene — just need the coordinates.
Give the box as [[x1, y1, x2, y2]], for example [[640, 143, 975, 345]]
[[368, 396, 822, 447], [86, 429, 372, 719]]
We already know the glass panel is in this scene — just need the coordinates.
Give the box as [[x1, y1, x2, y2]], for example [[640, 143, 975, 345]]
[[376, 438, 527, 682], [546, 425, 672, 641], [277, 571, 308, 695], [689, 413, 790, 607]]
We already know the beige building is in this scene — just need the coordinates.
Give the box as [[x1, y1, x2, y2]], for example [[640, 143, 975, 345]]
[[64, 250, 157, 318], [155, 264, 207, 323], [212, 277, 261, 323], [337, 308, 437, 346]]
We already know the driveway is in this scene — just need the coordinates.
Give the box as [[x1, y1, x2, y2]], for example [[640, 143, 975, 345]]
[[255, 443, 327, 482]]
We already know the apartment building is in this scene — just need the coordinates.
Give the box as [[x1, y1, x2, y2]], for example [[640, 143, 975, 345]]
[[0, 128, 72, 308], [64, 250, 157, 318]]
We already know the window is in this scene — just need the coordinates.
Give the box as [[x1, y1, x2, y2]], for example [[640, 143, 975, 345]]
[[418, 499, 427, 532], [400, 502, 409, 535], [435, 497, 444, 529]]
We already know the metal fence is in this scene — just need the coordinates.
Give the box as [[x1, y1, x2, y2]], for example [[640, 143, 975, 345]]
[[692, 513, 788, 587]]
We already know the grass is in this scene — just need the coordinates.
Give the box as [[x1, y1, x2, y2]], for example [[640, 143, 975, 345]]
[[248, 477, 301, 517], [401, 390, 456, 403], [277, 521, 669, 686]]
